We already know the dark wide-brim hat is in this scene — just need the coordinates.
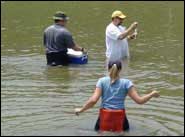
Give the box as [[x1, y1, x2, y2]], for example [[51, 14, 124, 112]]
[[53, 11, 69, 20]]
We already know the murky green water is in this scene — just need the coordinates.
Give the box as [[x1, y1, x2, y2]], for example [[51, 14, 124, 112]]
[[1, 1, 184, 136]]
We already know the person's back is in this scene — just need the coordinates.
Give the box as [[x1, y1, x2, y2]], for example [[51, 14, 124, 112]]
[[97, 76, 133, 110], [44, 24, 72, 53], [43, 11, 85, 66], [94, 61, 132, 131]]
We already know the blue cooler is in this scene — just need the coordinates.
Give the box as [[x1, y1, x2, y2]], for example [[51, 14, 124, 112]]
[[67, 49, 88, 64]]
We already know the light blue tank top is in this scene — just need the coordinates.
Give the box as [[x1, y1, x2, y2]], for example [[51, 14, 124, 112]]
[[96, 76, 134, 109]]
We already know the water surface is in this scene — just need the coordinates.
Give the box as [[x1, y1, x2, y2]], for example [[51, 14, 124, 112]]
[[1, 1, 184, 136]]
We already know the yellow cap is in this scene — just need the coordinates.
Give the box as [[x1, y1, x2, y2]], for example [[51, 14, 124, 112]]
[[111, 10, 126, 19]]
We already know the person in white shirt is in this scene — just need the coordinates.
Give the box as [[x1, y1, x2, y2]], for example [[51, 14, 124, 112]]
[[105, 10, 138, 68]]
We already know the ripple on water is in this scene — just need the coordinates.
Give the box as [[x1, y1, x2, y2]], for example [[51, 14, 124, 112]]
[[1, 54, 184, 136], [124, 95, 184, 136]]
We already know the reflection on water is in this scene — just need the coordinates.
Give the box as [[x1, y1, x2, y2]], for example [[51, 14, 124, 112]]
[[1, 1, 184, 136]]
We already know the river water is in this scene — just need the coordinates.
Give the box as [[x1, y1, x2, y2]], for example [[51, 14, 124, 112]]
[[1, 1, 184, 136]]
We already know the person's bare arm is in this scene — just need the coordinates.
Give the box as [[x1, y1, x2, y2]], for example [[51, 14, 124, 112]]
[[75, 88, 102, 115], [72, 44, 87, 54], [118, 22, 138, 40], [72, 44, 83, 51], [128, 86, 160, 104]]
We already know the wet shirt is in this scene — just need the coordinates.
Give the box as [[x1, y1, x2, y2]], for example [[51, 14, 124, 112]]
[[105, 23, 129, 61], [43, 24, 75, 53], [96, 76, 133, 109]]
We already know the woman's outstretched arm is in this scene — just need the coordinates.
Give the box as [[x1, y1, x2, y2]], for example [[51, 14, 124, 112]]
[[128, 86, 160, 104], [74, 88, 102, 115]]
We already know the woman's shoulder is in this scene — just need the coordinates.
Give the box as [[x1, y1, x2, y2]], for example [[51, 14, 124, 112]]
[[96, 76, 110, 87], [99, 76, 110, 81], [120, 78, 133, 84]]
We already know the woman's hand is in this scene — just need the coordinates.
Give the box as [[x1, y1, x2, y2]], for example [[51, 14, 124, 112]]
[[151, 90, 160, 98], [74, 108, 82, 116], [74, 88, 102, 116], [128, 87, 160, 104]]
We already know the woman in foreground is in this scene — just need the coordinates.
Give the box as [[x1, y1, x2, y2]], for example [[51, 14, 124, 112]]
[[75, 60, 160, 132]]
